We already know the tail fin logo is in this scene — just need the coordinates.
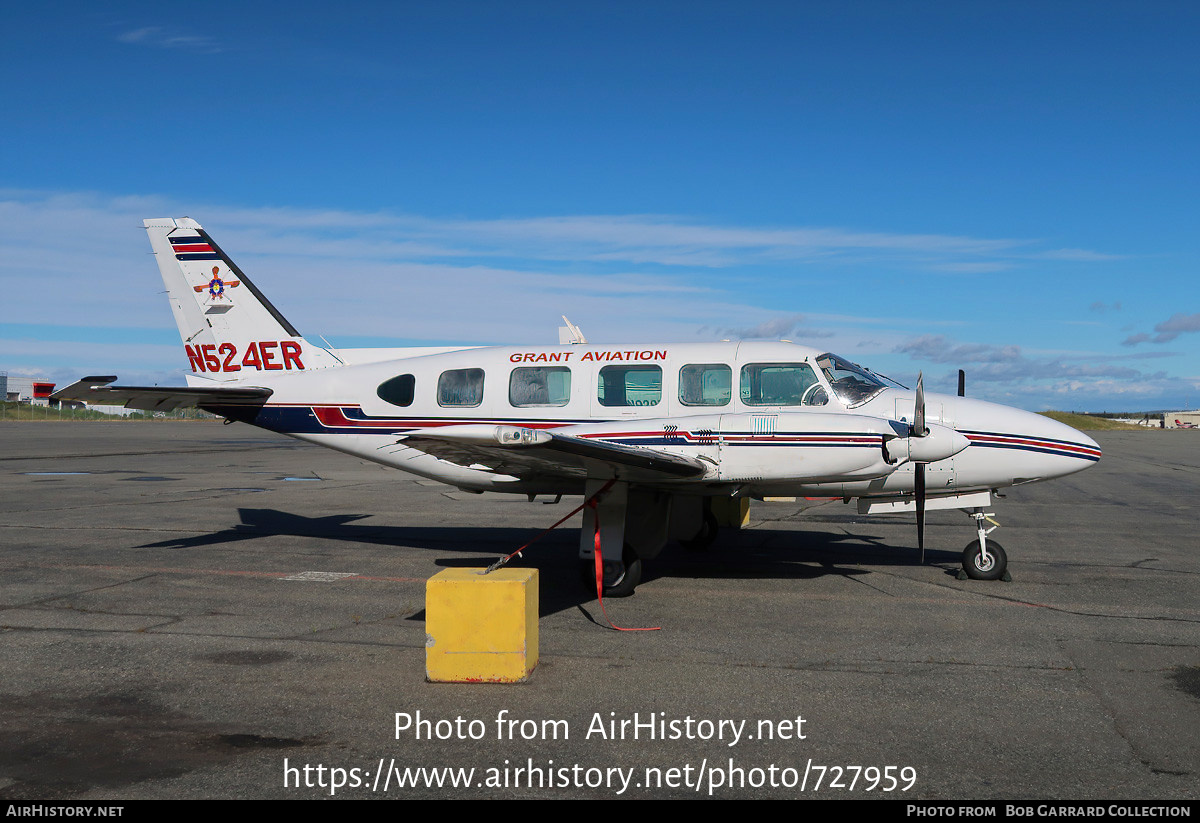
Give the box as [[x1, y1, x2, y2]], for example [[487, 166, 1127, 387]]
[[169, 234, 220, 261], [192, 266, 241, 300]]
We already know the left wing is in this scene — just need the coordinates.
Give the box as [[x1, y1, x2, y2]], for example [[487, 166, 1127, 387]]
[[399, 425, 709, 482], [52, 376, 273, 413]]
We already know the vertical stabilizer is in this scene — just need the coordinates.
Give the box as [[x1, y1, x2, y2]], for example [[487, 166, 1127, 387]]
[[144, 218, 338, 381]]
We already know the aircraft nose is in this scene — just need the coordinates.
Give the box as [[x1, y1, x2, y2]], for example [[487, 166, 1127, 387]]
[[1076, 428, 1101, 456], [948, 397, 1102, 485], [1009, 409, 1102, 478], [1031, 410, 1099, 453]]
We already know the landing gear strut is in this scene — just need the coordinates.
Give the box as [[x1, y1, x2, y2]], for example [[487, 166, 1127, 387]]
[[959, 507, 1009, 581], [578, 480, 654, 598]]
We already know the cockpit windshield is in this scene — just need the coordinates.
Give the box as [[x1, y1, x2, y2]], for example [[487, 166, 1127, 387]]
[[815, 353, 888, 407]]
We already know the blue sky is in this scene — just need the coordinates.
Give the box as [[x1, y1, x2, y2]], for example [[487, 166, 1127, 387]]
[[2, 1, 1198, 411]]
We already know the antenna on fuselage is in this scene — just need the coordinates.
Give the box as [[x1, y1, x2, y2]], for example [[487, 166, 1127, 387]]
[[319, 335, 346, 365], [559, 316, 588, 345]]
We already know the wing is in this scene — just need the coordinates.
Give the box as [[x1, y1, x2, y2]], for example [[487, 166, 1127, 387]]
[[399, 425, 709, 483], [52, 376, 273, 413]]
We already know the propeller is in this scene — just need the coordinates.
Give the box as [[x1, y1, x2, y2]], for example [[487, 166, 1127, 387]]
[[884, 372, 970, 563], [913, 372, 927, 562]]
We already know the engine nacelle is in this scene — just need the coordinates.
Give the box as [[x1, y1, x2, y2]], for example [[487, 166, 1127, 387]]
[[884, 423, 969, 465]]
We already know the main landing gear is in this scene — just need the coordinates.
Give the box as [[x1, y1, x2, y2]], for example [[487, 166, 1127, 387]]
[[679, 507, 719, 552], [577, 480, 655, 599], [577, 485, 721, 598], [958, 507, 1010, 581], [579, 543, 642, 599]]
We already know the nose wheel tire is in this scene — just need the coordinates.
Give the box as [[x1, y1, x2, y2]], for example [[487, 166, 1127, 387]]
[[962, 539, 1007, 581], [580, 543, 642, 598]]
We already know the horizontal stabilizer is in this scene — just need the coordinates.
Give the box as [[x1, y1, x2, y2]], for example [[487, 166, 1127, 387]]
[[52, 376, 272, 413]]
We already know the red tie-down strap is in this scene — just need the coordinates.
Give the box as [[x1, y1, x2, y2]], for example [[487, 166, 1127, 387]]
[[586, 490, 661, 633], [480, 485, 609, 574], [482, 479, 660, 632]]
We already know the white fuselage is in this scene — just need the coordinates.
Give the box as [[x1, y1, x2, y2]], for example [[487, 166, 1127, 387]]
[[208, 340, 1101, 498]]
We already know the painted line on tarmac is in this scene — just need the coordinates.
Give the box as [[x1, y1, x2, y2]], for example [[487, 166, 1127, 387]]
[[30, 562, 425, 584]]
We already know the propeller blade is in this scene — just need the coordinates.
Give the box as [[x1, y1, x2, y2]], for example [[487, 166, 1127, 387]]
[[916, 462, 926, 563], [914, 372, 927, 436], [957, 369, 966, 397]]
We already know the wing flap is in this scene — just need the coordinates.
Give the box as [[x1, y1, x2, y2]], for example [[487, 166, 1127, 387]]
[[52, 376, 273, 413], [400, 425, 709, 482]]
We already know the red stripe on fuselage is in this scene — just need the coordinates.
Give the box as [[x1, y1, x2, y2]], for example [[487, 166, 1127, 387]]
[[965, 433, 1101, 458], [307, 405, 572, 430]]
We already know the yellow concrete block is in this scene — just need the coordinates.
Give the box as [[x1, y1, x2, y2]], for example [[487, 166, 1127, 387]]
[[710, 496, 751, 528], [425, 568, 538, 683]]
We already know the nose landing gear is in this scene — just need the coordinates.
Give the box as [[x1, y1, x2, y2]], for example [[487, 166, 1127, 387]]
[[958, 507, 1010, 581]]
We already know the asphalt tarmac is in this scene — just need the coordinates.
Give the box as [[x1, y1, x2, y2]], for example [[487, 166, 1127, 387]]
[[1, 421, 1197, 800]]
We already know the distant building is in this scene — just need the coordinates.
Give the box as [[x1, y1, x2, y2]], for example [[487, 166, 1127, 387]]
[[3, 375, 56, 406], [1166, 412, 1200, 429], [85, 405, 142, 418]]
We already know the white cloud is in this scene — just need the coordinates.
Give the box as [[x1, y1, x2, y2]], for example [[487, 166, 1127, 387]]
[[1033, 248, 1126, 262], [116, 27, 220, 53], [0, 189, 1155, 409], [928, 262, 1015, 273], [891, 332, 1199, 409], [1152, 312, 1200, 343], [103, 197, 1110, 272], [6, 189, 1037, 348], [1121, 312, 1200, 346], [707, 314, 834, 340]]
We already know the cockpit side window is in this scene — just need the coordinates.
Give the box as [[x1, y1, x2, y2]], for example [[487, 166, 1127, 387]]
[[739, 363, 826, 406], [815, 353, 886, 407]]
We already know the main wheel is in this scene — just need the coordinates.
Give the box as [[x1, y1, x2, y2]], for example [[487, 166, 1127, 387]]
[[579, 543, 642, 598], [680, 508, 719, 552], [962, 539, 1007, 581]]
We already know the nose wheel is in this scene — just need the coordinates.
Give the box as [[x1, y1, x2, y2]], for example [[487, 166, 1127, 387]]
[[962, 538, 1007, 580], [958, 508, 1010, 581]]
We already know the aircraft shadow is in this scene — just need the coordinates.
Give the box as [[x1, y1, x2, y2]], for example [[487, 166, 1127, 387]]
[[135, 508, 964, 618]]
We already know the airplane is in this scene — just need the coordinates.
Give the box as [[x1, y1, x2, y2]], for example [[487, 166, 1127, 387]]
[[1175, 419, 1197, 429], [54, 217, 1102, 596]]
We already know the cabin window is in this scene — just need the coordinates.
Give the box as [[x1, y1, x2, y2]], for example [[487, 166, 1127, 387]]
[[679, 364, 731, 406], [437, 368, 485, 407], [376, 374, 415, 407], [597, 365, 662, 407], [739, 363, 826, 406], [510, 367, 571, 407]]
